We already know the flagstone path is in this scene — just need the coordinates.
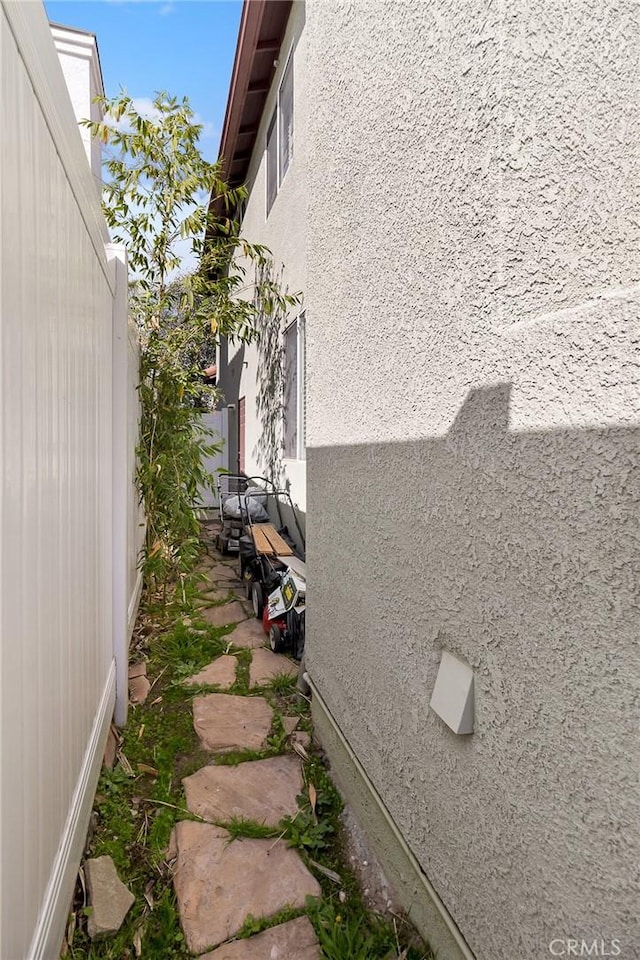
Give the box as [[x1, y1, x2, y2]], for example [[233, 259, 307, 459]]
[[168, 520, 322, 958]]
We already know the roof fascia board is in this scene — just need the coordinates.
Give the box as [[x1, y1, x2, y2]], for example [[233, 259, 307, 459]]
[[218, 0, 266, 180]]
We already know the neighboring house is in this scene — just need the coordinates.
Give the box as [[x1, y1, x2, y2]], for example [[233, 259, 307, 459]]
[[0, 4, 141, 957], [51, 21, 104, 191], [214, 2, 640, 960]]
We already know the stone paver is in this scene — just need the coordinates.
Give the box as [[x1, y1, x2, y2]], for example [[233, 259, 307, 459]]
[[292, 731, 312, 751], [128, 662, 147, 679], [193, 694, 273, 752], [208, 563, 242, 582], [196, 589, 234, 606], [84, 855, 135, 940], [129, 674, 151, 704], [201, 601, 248, 628], [196, 577, 220, 593], [172, 821, 321, 954], [200, 916, 320, 959], [282, 716, 299, 736], [184, 656, 237, 689], [250, 648, 298, 687], [103, 726, 118, 770], [224, 619, 266, 650], [183, 755, 302, 826]]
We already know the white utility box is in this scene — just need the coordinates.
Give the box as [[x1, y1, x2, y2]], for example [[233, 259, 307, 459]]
[[429, 651, 474, 734]]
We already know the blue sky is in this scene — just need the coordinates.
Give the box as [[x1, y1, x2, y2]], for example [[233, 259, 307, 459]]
[[45, 0, 242, 160]]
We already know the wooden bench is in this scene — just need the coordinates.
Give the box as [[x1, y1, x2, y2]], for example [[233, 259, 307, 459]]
[[249, 523, 294, 557]]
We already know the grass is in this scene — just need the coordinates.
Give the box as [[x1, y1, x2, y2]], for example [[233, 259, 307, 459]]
[[64, 543, 433, 960]]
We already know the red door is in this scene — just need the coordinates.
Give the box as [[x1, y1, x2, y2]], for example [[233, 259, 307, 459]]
[[238, 397, 245, 474]]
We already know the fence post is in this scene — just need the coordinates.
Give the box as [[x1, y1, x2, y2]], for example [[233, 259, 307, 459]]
[[107, 244, 129, 727]]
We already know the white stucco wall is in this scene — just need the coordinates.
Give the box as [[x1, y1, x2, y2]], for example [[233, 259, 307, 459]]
[[222, 0, 307, 516], [304, 2, 640, 959]]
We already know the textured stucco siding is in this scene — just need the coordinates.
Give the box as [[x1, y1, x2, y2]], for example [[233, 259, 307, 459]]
[[304, 2, 640, 959], [222, 1, 307, 512]]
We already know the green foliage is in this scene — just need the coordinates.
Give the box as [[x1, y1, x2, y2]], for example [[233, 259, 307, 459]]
[[267, 671, 298, 694], [282, 808, 335, 855], [236, 907, 304, 940], [307, 899, 434, 960], [84, 91, 298, 597], [223, 816, 278, 841], [310, 900, 378, 960]]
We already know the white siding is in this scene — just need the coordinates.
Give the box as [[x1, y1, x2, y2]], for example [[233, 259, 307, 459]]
[[0, 3, 128, 956]]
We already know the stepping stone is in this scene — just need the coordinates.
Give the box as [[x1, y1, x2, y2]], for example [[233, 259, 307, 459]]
[[172, 821, 321, 954], [224, 619, 266, 650], [103, 726, 118, 770], [201, 601, 247, 628], [229, 589, 250, 602], [201, 916, 320, 959], [250, 649, 298, 687], [193, 694, 273, 752], [208, 563, 241, 582], [203, 521, 222, 535], [129, 674, 151, 704], [128, 662, 147, 679], [84, 855, 135, 940], [195, 589, 234, 606], [183, 755, 302, 826], [292, 731, 312, 751], [282, 716, 299, 736], [196, 577, 218, 592], [184, 656, 237, 689]]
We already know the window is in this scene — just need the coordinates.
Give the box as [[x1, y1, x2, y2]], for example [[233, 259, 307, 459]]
[[283, 312, 306, 460], [266, 47, 294, 215], [278, 55, 294, 181], [266, 112, 278, 214]]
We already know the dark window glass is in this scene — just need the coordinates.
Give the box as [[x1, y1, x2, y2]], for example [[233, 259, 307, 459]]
[[266, 110, 277, 214], [283, 320, 298, 458]]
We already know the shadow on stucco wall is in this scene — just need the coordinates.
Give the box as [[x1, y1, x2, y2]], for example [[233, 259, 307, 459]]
[[253, 260, 287, 488], [306, 383, 640, 960], [252, 262, 307, 551]]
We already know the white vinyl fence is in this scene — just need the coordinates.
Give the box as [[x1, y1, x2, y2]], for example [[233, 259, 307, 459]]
[[198, 408, 230, 507], [0, 4, 141, 957]]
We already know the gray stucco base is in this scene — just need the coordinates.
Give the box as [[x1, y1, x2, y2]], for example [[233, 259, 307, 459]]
[[310, 685, 475, 960]]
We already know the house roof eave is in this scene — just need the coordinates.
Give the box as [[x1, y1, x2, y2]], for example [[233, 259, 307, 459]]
[[207, 0, 292, 237]]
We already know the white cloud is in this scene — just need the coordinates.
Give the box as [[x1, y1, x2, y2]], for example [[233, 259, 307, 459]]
[[195, 115, 217, 140], [131, 97, 163, 120], [111, 97, 217, 141]]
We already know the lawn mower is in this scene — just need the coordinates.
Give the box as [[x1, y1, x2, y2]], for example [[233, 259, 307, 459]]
[[262, 561, 306, 660], [214, 474, 277, 555], [234, 486, 306, 659]]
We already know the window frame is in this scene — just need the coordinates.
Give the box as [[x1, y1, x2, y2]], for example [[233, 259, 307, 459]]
[[283, 310, 306, 462], [265, 42, 295, 217]]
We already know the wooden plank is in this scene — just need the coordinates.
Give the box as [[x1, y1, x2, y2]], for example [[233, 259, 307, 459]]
[[249, 523, 294, 557], [250, 524, 276, 555], [263, 526, 294, 556], [276, 555, 306, 578]]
